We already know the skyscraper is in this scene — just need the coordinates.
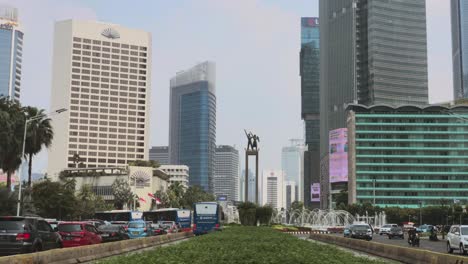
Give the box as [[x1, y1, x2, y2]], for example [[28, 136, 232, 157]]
[[149, 146, 169, 165], [214, 145, 239, 202], [169, 61, 216, 193], [0, 6, 22, 101], [240, 169, 256, 203], [300, 17, 321, 209], [261, 170, 285, 209], [452, 0, 468, 99], [319, 0, 429, 207], [281, 139, 305, 202], [47, 20, 151, 179]]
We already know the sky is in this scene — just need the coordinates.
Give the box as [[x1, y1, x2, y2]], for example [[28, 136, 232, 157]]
[[1, 0, 453, 174]]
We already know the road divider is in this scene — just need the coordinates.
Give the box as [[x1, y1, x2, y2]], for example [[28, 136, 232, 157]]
[[0, 232, 193, 264], [310, 233, 468, 264]]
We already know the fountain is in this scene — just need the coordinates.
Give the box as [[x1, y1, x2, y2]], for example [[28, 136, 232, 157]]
[[271, 209, 387, 230]]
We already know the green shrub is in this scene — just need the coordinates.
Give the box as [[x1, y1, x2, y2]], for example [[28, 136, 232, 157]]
[[256, 205, 273, 225]]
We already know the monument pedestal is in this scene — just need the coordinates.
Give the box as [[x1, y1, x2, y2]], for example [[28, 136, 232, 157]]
[[245, 150, 259, 204]]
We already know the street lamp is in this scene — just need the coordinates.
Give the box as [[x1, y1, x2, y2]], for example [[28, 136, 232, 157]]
[[418, 201, 423, 226], [17, 108, 67, 216]]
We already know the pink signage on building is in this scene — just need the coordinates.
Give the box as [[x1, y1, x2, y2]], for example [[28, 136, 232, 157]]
[[329, 128, 348, 183], [311, 183, 320, 202]]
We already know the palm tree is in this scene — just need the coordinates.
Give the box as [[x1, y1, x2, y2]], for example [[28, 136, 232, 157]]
[[168, 181, 185, 208], [24, 107, 53, 187], [0, 98, 24, 189]]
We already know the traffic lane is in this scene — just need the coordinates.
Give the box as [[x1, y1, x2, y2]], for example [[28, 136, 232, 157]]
[[330, 233, 447, 254]]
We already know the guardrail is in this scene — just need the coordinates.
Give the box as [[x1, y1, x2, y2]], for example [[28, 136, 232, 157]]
[[0, 231, 193, 264], [310, 233, 468, 264]]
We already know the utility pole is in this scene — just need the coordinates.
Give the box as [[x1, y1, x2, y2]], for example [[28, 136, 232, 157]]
[[373, 178, 376, 207]]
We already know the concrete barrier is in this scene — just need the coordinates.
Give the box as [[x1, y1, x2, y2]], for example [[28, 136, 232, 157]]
[[0, 232, 193, 264], [310, 233, 468, 264]]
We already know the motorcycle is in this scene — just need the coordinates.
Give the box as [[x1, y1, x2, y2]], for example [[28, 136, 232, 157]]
[[408, 233, 420, 247], [429, 230, 439, 241]]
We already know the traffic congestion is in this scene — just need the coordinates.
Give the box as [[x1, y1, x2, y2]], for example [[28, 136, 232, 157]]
[[0, 202, 222, 256]]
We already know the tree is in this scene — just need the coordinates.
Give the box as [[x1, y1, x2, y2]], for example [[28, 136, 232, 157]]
[[335, 190, 348, 207], [0, 98, 25, 189], [31, 179, 76, 219], [180, 186, 215, 210], [0, 188, 17, 215], [128, 160, 160, 168], [291, 201, 304, 211], [167, 182, 185, 208], [151, 190, 170, 209], [23, 107, 53, 187], [76, 184, 112, 219], [111, 178, 133, 209]]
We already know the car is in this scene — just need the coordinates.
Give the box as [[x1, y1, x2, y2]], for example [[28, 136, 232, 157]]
[[45, 219, 60, 231], [350, 224, 373, 241], [150, 224, 167, 236], [97, 224, 129, 242], [158, 221, 179, 233], [387, 227, 404, 239], [343, 226, 351, 237], [58, 222, 102, 247], [0, 216, 63, 255], [127, 220, 153, 239], [379, 224, 398, 235], [417, 224, 434, 233], [447, 225, 468, 254]]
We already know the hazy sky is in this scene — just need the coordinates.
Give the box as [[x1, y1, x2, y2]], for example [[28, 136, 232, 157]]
[[2, 0, 453, 174]]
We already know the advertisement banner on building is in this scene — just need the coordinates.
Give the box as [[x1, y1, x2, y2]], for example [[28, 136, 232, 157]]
[[329, 128, 348, 183], [311, 183, 320, 202]]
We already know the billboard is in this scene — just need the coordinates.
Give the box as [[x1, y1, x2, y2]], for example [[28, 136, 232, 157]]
[[311, 183, 320, 202], [329, 128, 348, 183]]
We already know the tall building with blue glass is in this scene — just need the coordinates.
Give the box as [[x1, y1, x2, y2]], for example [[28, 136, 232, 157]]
[[169, 61, 216, 193], [0, 6, 22, 102], [300, 17, 320, 208], [452, 0, 468, 99]]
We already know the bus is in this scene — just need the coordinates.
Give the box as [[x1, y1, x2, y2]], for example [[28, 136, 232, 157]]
[[143, 209, 191, 231], [94, 210, 143, 223], [193, 202, 221, 235]]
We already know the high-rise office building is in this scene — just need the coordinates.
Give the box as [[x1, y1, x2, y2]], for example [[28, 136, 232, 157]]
[[159, 165, 189, 188], [149, 146, 169, 165], [240, 169, 256, 203], [214, 145, 239, 202], [284, 181, 297, 210], [0, 6, 22, 101], [319, 0, 429, 208], [261, 170, 285, 209], [300, 17, 321, 209], [452, 0, 468, 99], [47, 20, 151, 179], [281, 139, 305, 202], [169, 61, 216, 193]]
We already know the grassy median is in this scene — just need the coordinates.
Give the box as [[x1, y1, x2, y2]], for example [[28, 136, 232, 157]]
[[98, 226, 386, 264]]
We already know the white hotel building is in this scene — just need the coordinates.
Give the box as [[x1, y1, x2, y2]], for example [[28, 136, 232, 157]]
[[47, 20, 151, 180]]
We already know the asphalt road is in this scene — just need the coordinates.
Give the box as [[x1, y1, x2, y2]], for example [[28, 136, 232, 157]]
[[332, 233, 451, 254]]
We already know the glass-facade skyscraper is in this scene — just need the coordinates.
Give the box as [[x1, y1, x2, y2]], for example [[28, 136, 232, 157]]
[[0, 6, 22, 102], [214, 145, 239, 202], [281, 139, 305, 202], [300, 17, 321, 208], [319, 0, 429, 208], [452, 0, 468, 99], [169, 61, 216, 193]]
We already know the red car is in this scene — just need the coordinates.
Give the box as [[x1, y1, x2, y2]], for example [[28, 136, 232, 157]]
[[57, 222, 102, 247]]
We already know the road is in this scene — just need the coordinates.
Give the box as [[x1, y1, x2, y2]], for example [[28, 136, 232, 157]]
[[331, 233, 449, 254]]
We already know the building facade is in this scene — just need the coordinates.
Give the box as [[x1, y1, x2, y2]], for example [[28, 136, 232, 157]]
[[47, 20, 151, 179], [319, 0, 429, 208], [0, 6, 22, 101], [159, 165, 189, 188], [61, 166, 169, 211], [261, 170, 285, 209], [281, 139, 305, 203], [347, 104, 468, 208], [214, 145, 239, 202], [284, 181, 297, 210], [149, 146, 169, 165], [300, 17, 321, 209], [452, 0, 468, 99], [169, 61, 216, 193]]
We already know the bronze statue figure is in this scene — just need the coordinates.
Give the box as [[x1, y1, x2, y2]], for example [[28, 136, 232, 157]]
[[244, 129, 260, 151]]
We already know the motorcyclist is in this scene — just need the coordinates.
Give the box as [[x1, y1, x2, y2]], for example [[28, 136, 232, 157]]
[[408, 227, 419, 246], [429, 226, 438, 241]]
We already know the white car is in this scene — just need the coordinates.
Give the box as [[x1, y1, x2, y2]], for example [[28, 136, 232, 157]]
[[447, 225, 468, 254], [379, 224, 398, 235]]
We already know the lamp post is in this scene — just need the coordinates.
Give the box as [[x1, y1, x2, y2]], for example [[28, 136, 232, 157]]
[[16, 108, 67, 216], [373, 177, 376, 207], [418, 201, 423, 226]]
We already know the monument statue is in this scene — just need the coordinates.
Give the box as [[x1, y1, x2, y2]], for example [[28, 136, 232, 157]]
[[244, 129, 260, 151]]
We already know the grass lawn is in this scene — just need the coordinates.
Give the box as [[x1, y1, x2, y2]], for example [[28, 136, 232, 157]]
[[97, 226, 386, 264]]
